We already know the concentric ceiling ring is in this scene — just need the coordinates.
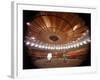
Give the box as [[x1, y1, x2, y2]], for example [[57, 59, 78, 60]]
[[25, 12, 90, 51]]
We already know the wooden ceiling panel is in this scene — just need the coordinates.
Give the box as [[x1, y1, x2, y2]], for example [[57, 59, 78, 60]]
[[26, 12, 89, 44]]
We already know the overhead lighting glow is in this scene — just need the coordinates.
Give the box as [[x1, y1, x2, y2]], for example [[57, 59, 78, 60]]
[[65, 46, 68, 49], [41, 45, 44, 49], [82, 32, 86, 36], [70, 45, 73, 48], [76, 43, 80, 47], [87, 38, 91, 42], [73, 44, 76, 48], [50, 46, 52, 50], [30, 43, 35, 46], [73, 24, 80, 31], [26, 22, 31, 26], [44, 45, 46, 49], [25, 35, 90, 50], [79, 42, 83, 46], [83, 40, 87, 44], [38, 45, 42, 48], [86, 30, 89, 33], [26, 41, 30, 45], [34, 44, 38, 47], [47, 46, 50, 49], [31, 37, 35, 40], [68, 45, 71, 49], [57, 46, 60, 50], [55, 46, 58, 50], [63, 46, 66, 49]]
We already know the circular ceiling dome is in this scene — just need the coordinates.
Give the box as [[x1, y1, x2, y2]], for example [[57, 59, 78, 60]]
[[26, 12, 88, 42], [25, 12, 90, 51]]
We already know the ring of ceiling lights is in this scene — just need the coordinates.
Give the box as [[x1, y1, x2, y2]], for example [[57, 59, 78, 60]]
[[25, 32, 90, 51], [25, 12, 90, 51]]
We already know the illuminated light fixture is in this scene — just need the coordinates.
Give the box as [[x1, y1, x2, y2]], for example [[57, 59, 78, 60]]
[[83, 30, 89, 36], [82, 32, 86, 36], [77, 38, 81, 41], [58, 46, 61, 50], [70, 45, 73, 48], [79, 42, 83, 46], [25, 36, 90, 50], [30, 43, 35, 46], [34, 44, 38, 47], [46, 46, 48, 49], [52, 47, 55, 50], [41, 45, 44, 49], [63, 46, 66, 49], [54, 46, 57, 50], [87, 38, 91, 42], [47, 45, 50, 49], [73, 24, 80, 31], [45, 45, 48, 49], [26, 22, 31, 26], [26, 41, 30, 45], [57, 46, 60, 50], [73, 44, 77, 48], [58, 46, 60, 50], [55, 46, 58, 50], [65, 46, 68, 49], [31, 37, 35, 40], [47, 44, 50, 49], [60, 45, 63, 50], [76, 43, 80, 47], [38, 45, 42, 48], [67, 45, 71, 49], [62, 46, 64, 50], [50, 46, 52, 50], [86, 30, 89, 33], [83, 40, 87, 44]]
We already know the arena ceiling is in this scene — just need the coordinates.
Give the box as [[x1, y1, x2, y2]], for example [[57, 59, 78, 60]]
[[24, 11, 90, 52]]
